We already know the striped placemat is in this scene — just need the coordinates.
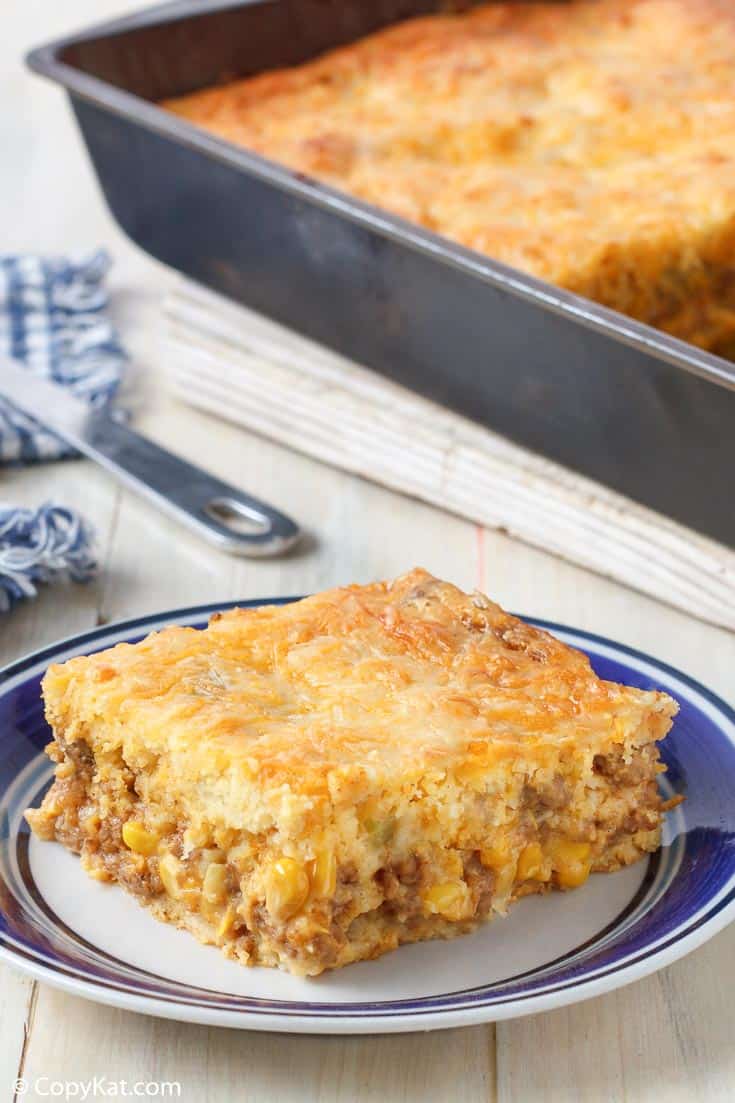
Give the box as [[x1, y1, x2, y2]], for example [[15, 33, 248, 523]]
[[162, 278, 735, 631]]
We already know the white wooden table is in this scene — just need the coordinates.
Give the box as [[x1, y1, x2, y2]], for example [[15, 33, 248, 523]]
[[3, 3, 735, 1099]]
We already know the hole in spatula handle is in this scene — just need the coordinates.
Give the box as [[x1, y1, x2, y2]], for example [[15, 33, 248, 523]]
[[205, 497, 271, 536]]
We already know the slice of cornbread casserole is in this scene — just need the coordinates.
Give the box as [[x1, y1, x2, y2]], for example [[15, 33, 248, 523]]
[[26, 570, 678, 976]]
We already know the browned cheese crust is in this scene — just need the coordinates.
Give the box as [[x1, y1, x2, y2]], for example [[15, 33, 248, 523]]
[[162, 0, 735, 355]]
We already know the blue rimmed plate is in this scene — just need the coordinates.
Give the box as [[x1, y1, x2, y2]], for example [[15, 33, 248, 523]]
[[1, 600, 734, 1034]]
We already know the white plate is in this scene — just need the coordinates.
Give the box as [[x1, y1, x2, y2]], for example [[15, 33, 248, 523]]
[[1, 601, 733, 1033]]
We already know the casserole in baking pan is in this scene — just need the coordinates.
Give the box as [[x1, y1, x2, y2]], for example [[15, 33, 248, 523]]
[[27, 0, 735, 545], [164, 0, 735, 358]]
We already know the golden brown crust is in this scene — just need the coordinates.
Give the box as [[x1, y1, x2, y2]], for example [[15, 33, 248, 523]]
[[162, 0, 735, 352], [38, 569, 675, 804], [27, 570, 679, 975]]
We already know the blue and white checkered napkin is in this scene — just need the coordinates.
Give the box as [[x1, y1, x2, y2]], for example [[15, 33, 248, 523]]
[[0, 251, 126, 461], [0, 505, 98, 614], [0, 251, 127, 612]]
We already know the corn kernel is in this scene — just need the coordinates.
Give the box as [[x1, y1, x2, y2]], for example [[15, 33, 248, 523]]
[[180, 887, 201, 909], [183, 824, 211, 850], [214, 827, 238, 850], [82, 811, 101, 837], [548, 838, 592, 889], [86, 864, 112, 883], [202, 863, 228, 915], [196, 847, 226, 875], [547, 837, 591, 863], [158, 852, 184, 899], [122, 820, 159, 856], [516, 842, 550, 882], [481, 838, 518, 900], [555, 863, 591, 889], [265, 857, 310, 921], [423, 881, 472, 921], [493, 859, 518, 902], [310, 849, 337, 898], [480, 838, 511, 869], [217, 904, 237, 938], [228, 842, 253, 869]]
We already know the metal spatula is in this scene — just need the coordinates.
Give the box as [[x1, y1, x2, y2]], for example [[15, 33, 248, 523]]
[[0, 358, 300, 557]]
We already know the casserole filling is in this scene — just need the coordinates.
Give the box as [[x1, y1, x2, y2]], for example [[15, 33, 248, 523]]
[[28, 725, 671, 975]]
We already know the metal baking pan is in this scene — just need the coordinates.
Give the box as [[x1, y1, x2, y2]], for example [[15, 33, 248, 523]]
[[27, 0, 735, 546]]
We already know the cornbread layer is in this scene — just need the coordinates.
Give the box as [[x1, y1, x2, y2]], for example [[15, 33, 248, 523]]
[[26, 569, 678, 975], [162, 0, 735, 354]]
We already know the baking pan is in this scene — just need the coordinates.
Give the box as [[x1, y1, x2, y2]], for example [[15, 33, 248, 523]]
[[27, 0, 735, 546]]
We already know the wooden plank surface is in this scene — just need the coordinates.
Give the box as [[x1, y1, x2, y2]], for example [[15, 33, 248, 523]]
[[3, 1, 735, 1099], [0, 463, 119, 1101]]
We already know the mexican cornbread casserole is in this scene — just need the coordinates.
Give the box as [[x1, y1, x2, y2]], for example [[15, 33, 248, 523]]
[[26, 570, 678, 976], [163, 0, 735, 355]]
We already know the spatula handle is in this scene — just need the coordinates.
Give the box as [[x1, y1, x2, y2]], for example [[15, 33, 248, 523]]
[[81, 414, 301, 557]]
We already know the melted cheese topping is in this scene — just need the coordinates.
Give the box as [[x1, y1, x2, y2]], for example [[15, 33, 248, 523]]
[[163, 0, 735, 352], [43, 570, 676, 804]]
